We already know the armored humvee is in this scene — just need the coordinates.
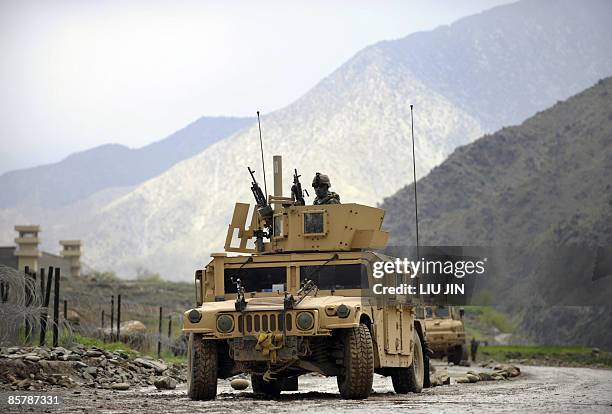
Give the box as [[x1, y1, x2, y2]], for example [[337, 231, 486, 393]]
[[183, 157, 428, 400], [421, 305, 466, 365]]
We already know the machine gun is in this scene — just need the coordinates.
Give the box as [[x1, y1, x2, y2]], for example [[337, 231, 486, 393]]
[[249, 167, 268, 209], [291, 168, 309, 206], [248, 167, 273, 251]]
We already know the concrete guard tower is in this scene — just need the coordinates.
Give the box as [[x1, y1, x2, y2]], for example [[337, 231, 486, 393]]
[[14, 225, 41, 272], [60, 240, 81, 277]]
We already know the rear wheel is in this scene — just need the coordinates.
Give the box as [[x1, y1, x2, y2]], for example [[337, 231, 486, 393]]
[[251, 375, 281, 398], [337, 324, 374, 399], [449, 344, 463, 365], [187, 333, 218, 400], [391, 331, 424, 394]]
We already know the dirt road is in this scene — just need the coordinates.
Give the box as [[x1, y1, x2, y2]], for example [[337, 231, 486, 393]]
[[2, 364, 611, 413]]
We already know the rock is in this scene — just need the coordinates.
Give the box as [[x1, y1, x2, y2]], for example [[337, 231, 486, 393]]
[[230, 378, 250, 390], [111, 382, 130, 390], [85, 367, 98, 377], [494, 364, 520, 378], [456, 376, 470, 383], [86, 350, 103, 357], [134, 358, 167, 374], [8, 354, 24, 359], [24, 355, 41, 362], [154, 376, 177, 390], [478, 372, 493, 381], [52, 347, 70, 356], [7, 347, 20, 354], [35, 349, 50, 359], [466, 373, 480, 383]]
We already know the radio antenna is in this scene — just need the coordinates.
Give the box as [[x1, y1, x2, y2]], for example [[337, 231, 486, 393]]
[[256, 111, 268, 199], [410, 104, 420, 259]]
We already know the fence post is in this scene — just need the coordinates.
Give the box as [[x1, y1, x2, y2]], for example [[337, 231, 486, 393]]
[[38, 268, 45, 346], [116, 294, 121, 341], [168, 315, 172, 339], [40, 267, 53, 346], [110, 295, 114, 341], [157, 306, 163, 359], [24, 266, 30, 344], [63, 299, 68, 323], [101, 309, 105, 329], [52, 268, 60, 347]]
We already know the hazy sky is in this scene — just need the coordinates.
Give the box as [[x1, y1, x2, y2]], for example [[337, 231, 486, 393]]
[[0, 0, 511, 173]]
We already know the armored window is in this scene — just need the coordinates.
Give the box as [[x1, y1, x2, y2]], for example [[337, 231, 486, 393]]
[[273, 214, 284, 238], [224, 267, 287, 294], [303, 211, 325, 235], [300, 264, 368, 290]]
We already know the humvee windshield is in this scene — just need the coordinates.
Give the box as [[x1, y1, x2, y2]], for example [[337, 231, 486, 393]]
[[224, 267, 286, 293], [436, 306, 449, 317], [300, 264, 368, 290]]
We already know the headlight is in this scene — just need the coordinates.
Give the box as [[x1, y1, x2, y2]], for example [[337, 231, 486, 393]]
[[337, 304, 350, 318], [296, 312, 314, 330], [188, 309, 202, 323], [216, 314, 234, 333]]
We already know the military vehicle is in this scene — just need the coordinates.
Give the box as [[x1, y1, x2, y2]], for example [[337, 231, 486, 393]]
[[421, 305, 466, 365], [183, 156, 428, 400]]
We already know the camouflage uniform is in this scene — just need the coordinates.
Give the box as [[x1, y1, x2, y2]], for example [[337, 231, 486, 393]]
[[314, 192, 340, 205], [312, 172, 341, 205]]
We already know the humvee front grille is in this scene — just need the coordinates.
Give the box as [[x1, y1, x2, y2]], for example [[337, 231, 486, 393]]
[[237, 312, 294, 334]]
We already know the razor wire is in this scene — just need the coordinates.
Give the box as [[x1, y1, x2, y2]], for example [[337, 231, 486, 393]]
[[0, 264, 75, 346]]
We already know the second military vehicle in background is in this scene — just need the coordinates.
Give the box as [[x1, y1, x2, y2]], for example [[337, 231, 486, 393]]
[[421, 305, 467, 365]]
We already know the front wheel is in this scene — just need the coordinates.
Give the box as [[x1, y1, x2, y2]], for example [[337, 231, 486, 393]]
[[391, 331, 424, 394], [187, 333, 218, 400], [337, 324, 374, 399]]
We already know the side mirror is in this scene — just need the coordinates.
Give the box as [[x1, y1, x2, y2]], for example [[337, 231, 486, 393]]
[[459, 307, 465, 318]]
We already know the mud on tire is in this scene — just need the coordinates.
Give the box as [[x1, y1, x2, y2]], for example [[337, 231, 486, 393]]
[[391, 331, 424, 394], [337, 323, 374, 399], [251, 375, 282, 398], [187, 333, 218, 400]]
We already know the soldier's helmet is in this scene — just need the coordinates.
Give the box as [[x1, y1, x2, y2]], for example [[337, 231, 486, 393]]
[[312, 172, 331, 188]]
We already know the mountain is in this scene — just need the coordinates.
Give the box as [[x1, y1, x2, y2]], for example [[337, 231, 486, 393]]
[[3, 0, 612, 280], [0, 116, 254, 210], [381, 77, 612, 347]]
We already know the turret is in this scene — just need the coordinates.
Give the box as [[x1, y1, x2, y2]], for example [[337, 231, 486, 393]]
[[225, 156, 389, 254]]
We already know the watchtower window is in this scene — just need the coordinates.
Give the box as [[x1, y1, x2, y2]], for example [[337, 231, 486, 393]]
[[303, 211, 325, 235]]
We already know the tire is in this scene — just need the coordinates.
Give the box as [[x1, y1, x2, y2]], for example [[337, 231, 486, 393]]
[[391, 331, 424, 394], [187, 333, 218, 400], [251, 375, 282, 397], [449, 345, 462, 365], [337, 324, 374, 399]]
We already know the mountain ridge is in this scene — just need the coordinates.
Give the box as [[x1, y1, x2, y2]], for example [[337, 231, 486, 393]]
[[0, 116, 254, 209]]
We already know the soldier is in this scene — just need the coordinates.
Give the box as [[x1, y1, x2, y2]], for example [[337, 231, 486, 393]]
[[312, 172, 340, 205], [470, 337, 479, 362]]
